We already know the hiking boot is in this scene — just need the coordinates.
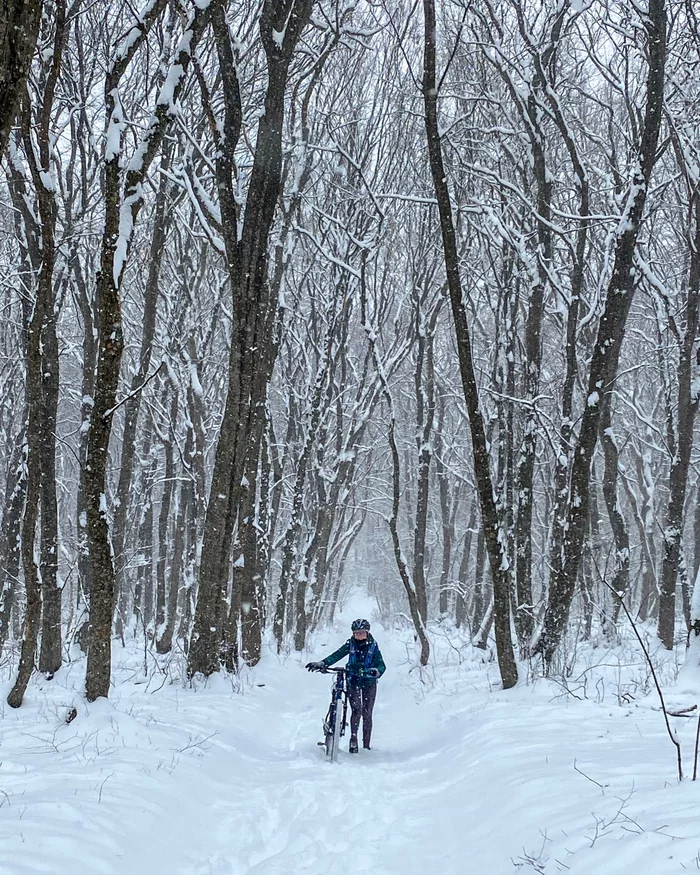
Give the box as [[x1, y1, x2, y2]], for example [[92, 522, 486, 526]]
[[363, 743, 371, 750], [349, 736, 359, 754]]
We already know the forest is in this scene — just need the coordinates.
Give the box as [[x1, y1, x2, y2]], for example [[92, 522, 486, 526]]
[[0, 0, 697, 704]]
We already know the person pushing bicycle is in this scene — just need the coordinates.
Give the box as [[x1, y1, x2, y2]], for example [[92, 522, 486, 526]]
[[306, 619, 386, 753]]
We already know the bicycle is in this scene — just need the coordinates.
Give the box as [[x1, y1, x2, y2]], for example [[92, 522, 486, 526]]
[[316, 667, 349, 762]]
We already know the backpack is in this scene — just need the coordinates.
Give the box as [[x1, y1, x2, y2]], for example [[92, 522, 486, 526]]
[[347, 638, 377, 675]]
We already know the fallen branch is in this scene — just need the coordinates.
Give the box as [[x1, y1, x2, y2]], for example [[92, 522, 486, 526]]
[[652, 704, 697, 717]]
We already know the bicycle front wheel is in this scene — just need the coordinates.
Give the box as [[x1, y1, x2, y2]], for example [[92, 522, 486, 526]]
[[328, 698, 343, 763]]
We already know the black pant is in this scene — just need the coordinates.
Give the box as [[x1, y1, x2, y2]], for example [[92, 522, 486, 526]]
[[348, 683, 377, 747]]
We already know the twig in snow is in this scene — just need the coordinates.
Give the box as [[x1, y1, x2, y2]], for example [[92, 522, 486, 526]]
[[98, 771, 113, 804], [573, 759, 606, 789], [177, 731, 218, 753]]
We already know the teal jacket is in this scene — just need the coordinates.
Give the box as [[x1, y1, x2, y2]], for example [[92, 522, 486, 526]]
[[322, 634, 386, 687]]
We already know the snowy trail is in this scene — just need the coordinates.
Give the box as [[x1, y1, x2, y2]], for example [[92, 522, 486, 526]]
[[2, 622, 700, 874]]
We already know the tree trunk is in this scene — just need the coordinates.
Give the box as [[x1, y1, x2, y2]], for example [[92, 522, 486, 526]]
[[38, 304, 61, 675], [0, 0, 43, 158], [534, 0, 667, 667], [513, 69, 556, 659], [0, 422, 27, 653], [274, 315, 335, 650], [422, 0, 517, 688], [387, 417, 430, 666], [599, 391, 630, 635], [412, 297, 440, 628], [455, 503, 476, 630], [7, 252, 46, 706], [112, 143, 172, 637], [189, 0, 314, 677], [472, 529, 489, 635], [86, 0, 205, 700], [74, 256, 96, 615], [435, 400, 453, 617], [157, 427, 192, 655], [239, 474, 263, 666], [657, 169, 700, 647], [8, 4, 67, 701], [134, 430, 157, 632], [155, 389, 178, 632]]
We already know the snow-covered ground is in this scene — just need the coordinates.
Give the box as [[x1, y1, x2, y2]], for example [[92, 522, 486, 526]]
[[2, 596, 700, 874]]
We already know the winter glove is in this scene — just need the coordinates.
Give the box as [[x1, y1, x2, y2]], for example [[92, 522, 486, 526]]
[[367, 668, 381, 678], [305, 661, 326, 672]]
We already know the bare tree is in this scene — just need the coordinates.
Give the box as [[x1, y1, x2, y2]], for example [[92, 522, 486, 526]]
[[85, 0, 211, 700], [188, 0, 315, 678], [7, 0, 67, 707], [534, 0, 668, 667], [422, 0, 517, 688]]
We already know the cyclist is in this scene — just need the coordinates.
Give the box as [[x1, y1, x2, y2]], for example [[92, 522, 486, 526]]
[[306, 619, 386, 753]]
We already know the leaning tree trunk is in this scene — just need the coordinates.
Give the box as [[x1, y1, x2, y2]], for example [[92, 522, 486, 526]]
[[545, 39, 591, 647], [534, 0, 667, 667], [422, 0, 517, 688], [6, 421, 41, 708]]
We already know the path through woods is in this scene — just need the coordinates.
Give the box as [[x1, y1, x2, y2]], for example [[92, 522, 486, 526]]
[[0, 606, 697, 874]]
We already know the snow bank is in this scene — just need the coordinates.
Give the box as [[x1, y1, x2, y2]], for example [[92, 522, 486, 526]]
[[1, 618, 699, 874]]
